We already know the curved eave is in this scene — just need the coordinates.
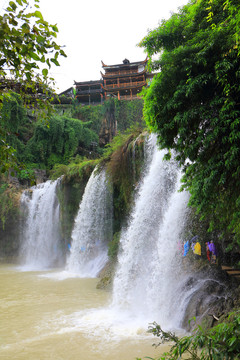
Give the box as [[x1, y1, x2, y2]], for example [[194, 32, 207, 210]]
[[101, 57, 148, 69], [74, 80, 103, 86]]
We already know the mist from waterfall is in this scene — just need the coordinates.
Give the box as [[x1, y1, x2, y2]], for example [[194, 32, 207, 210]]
[[66, 168, 113, 277], [111, 134, 190, 329], [19, 179, 62, 270]]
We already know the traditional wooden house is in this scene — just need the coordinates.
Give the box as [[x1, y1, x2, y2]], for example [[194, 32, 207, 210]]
[[101, 58, 152, 101], [74, 80, 103, 105], [72, 58, 154, 104]]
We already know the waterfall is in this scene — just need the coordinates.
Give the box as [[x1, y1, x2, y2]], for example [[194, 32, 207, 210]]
[[19, 179, 62, 270], [66, 168, 113, 277], [112, 134, 189, 329]]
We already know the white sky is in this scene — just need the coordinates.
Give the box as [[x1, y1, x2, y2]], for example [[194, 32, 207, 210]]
[[1, 0, 189, 93]]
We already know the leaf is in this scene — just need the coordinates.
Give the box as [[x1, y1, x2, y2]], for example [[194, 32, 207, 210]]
[[29, 52, 41, 61], [52, 24, 58, 32], [25, 72, 31, 81], [21, 23, 30, 32], [33, 11, 43, 20], [50, 58, 60, 66], [9, 1, 17, 11], [42, 68, 48, 77]]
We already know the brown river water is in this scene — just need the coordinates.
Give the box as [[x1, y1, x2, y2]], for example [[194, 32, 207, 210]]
[[0, 264, 171, 360]]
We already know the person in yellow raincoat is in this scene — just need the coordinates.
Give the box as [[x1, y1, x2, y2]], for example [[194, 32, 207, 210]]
[[193, 241, 201, 259]]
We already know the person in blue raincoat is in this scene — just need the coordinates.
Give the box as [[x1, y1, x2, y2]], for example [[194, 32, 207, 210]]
[[183, 240, 190, 256]]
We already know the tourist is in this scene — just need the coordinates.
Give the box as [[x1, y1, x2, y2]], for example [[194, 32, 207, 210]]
[[208, 240, 217, 264], [193, 241, 201, 259], [205, 242, 211, 261], [183, 240, 190, 256]]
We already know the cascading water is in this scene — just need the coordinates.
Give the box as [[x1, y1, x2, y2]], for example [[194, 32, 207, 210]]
[[19, 178, 62, 270], [57, 134, 191, 340], [111, 134, 190, 329], [66, 167, 113, 277]]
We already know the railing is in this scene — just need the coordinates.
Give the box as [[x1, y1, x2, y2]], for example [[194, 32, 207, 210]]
[[104, 81, 146, 90], [76, 89, 103, 95], [119, 94, 141, 100], [104, 69, 143, 76]]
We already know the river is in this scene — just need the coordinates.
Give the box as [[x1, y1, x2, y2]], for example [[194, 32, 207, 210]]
[[0, 264, 170, 360]]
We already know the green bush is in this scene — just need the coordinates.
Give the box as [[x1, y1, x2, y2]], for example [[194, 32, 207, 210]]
[[24, 115, 99, 168], [141, 311, 240, 360]]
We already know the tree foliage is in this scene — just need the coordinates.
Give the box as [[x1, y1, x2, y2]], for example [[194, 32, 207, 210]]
[[114, 98, 144, 132], [24, 115, 99, 168], [0, 0, 67, 172], [141, 312, 240, 360], [0, 0, 66, 87], [139, 0, 240, 246]]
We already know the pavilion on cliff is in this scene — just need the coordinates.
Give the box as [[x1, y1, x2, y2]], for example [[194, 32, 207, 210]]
[[101, 58, 153, 101], [72, 58, 154, 105]]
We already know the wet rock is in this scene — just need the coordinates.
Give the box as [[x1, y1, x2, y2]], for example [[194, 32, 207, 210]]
[[34, 169, 47, 184], [96, 260, 116, 290], [180, 259, 237, 331]]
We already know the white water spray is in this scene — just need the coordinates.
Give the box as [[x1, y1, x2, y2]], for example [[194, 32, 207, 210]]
[[19, 179, 62, 270], [67, 168, 113, 277], [55, 135, 190, 339], [111, 134, 189, 328], [61, 135, 190, 339]]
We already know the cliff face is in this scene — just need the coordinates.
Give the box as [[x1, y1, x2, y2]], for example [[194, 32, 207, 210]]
[[179, 259, 240, 331], [0, 184, 22, 260], [99, 110, 117, 146]]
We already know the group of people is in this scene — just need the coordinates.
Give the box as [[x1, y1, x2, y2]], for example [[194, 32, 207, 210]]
[[183, 236, 217, 264]]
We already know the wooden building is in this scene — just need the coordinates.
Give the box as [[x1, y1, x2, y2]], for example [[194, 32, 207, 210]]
[[74, 80, 103, 105], [101, 58, 152, 101], [73, 58, 154, 104]]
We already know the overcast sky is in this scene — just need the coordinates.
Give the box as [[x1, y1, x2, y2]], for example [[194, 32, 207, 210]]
[[1, 0, 189, 93]]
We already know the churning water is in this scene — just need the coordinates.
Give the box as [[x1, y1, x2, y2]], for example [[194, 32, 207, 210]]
[[17, 134, 191, 344], [110, 134, 189, 329], [64, 134, 190, 337], [19, 179, 62, 270], [66, 168, 113, 277]]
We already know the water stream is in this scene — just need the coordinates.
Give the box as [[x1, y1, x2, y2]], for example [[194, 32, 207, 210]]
[[19, 179, 63, 270], [66, 168, 113, 277]]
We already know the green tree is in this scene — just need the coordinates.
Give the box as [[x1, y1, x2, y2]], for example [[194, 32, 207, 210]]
[[140, 312, 240, 360], [24, 115, 99, 168], [139, 0, 240, 247], [0, 0, 67, 172]]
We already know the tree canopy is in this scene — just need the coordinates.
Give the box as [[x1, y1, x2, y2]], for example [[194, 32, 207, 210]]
[[0, 0, 67, 172], [139, 0, 240, 246], [0, 0, 66, 87]]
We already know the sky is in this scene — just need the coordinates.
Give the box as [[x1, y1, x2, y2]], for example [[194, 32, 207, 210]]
[[1, 0, 189, 93]]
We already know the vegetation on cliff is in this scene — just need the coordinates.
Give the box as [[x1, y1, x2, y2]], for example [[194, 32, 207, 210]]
[[137, 0, 240, 358], [140, 0, 240, 253], [139, 311, 240, 360]]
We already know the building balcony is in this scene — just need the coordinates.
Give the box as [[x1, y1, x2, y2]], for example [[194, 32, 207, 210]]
[[104, 81, 146, 91], [76, 88, 103, 95], [103, 69, 142, 77]]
